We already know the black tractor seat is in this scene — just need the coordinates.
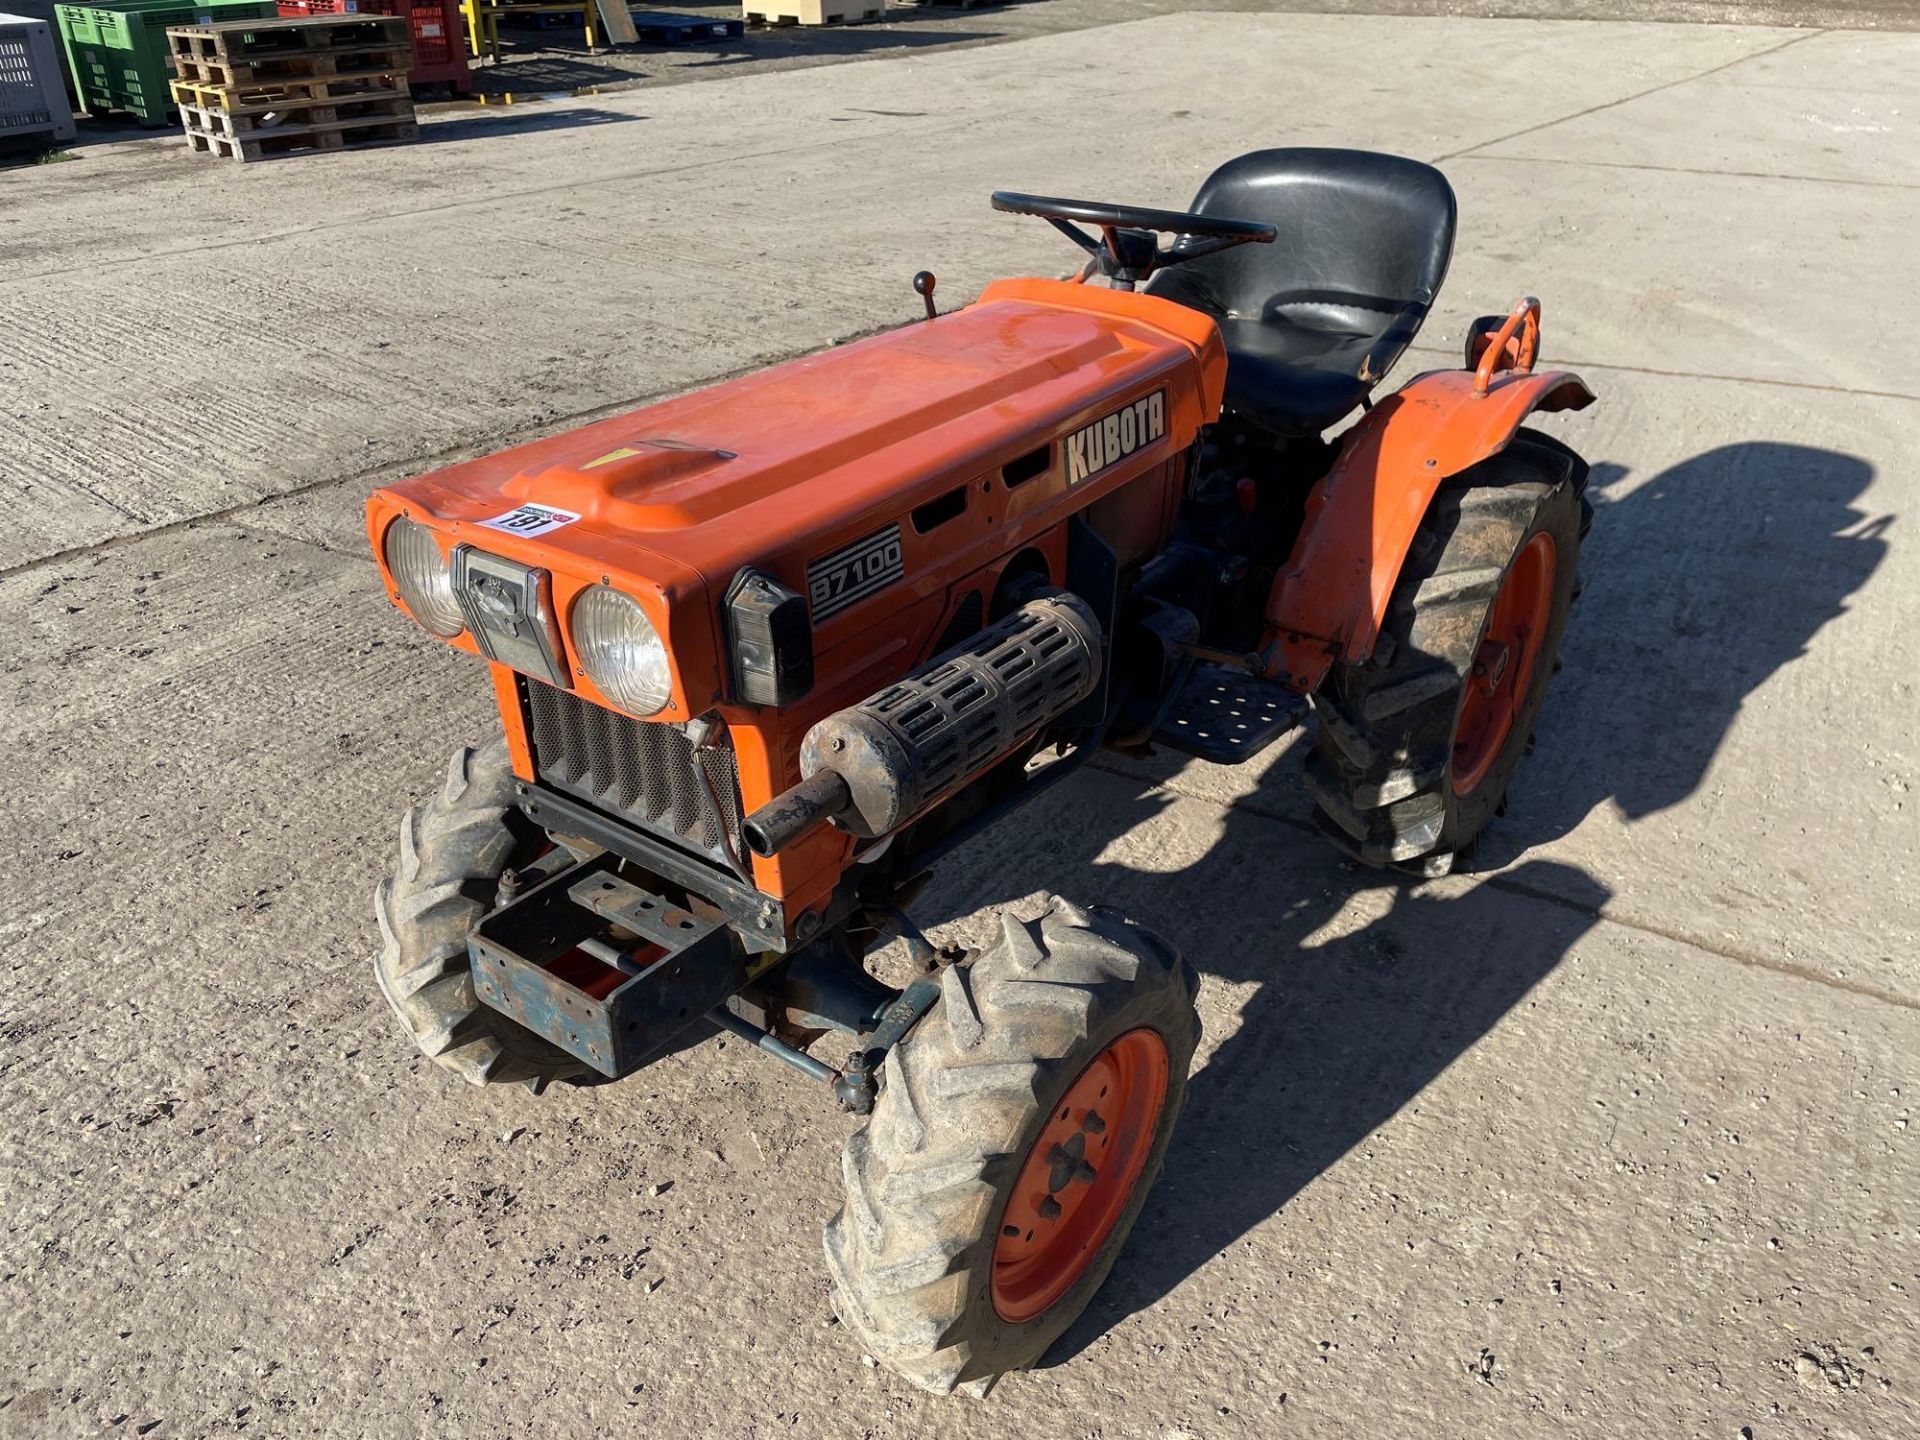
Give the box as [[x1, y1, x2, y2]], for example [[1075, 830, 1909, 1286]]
[[1146, 149, 1457, 437]]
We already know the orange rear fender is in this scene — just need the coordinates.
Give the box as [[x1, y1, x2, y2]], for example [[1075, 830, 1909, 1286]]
[[1261, 364, 1595, 690]]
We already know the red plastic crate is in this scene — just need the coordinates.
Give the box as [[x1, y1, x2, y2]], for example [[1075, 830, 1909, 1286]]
[[276, 0, 470, 90]]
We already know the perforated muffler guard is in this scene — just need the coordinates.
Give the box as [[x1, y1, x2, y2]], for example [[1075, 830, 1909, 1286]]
[[799, 591, 1103, 838]]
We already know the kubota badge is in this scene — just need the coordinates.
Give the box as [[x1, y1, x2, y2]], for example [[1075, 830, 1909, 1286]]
[[1066, 389, 1166, 485]]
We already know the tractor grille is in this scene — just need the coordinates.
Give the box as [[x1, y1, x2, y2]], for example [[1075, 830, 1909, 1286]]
[[523, 682, 745, 865]]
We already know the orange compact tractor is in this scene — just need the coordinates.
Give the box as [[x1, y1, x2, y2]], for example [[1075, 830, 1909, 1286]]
[[368, 150, 1593, 1393]]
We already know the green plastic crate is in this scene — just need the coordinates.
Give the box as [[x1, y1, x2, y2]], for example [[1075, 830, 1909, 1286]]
[[56, 0, 273, 123]]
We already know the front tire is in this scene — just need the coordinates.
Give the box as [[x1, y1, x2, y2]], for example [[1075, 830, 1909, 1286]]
[[825, 899, 1200, 1395], [373, 739, 588, 1087], [1305, 430, 1587, 875]]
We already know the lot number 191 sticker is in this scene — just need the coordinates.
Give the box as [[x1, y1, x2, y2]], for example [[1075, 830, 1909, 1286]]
[[481, 503, 581, 538]]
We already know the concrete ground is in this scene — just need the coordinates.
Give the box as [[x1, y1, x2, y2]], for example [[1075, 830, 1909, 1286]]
[[3, 9, 1918, 1439], [462, 0, 1920, 98]]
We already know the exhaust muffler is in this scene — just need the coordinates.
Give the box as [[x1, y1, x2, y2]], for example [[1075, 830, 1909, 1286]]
[[742, 591, 1102, 857]]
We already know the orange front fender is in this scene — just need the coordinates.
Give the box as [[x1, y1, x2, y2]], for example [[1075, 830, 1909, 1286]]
[[1260, 365, 1595, 690]]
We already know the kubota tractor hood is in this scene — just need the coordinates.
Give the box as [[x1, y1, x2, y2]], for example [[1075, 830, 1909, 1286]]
[[368, 279, 1224, 718]]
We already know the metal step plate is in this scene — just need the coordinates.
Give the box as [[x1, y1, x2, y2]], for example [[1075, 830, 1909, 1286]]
[[1152, 662, 1306, 764]]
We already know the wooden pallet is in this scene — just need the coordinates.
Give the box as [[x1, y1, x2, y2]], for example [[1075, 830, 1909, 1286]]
[[744, 0, 882, 24], [169, 73, 406, 115], [177, 93, 411, 138], [182, 113, 417, 160], [167, 15, 411, 63], [168, 48, 411, 86], [632, 10, 745, 41]]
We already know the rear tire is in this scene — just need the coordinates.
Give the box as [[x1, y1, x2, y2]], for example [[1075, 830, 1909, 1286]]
[[373, 739, 589, 1087], [1305, 430, 1587, 875], [824, 899, 1200, 1396]]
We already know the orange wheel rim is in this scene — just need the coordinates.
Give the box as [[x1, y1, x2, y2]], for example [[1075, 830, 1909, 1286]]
[[1450, 532, 1557, 797], [990, 1028, 1169, 1324]]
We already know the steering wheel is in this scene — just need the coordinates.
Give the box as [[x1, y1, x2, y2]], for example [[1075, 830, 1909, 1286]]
[[991, 191, 1275, 290]]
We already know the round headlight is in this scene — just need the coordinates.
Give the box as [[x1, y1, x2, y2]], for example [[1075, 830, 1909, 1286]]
[[382, 517, 463, 638], [573, 585, 671, 716]]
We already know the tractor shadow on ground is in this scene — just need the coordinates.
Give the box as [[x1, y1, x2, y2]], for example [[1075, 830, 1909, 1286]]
[[911, 440, 1887, 1364], [917, 771, 1611, 1367], [1476, 439, 1890, 863]]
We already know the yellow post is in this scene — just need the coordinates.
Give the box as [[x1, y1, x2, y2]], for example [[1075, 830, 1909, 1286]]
[[471, 0, 500, 64]]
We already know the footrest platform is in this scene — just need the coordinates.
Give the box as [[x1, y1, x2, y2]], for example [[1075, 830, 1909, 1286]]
[[1151, 662, 1306, 764]]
